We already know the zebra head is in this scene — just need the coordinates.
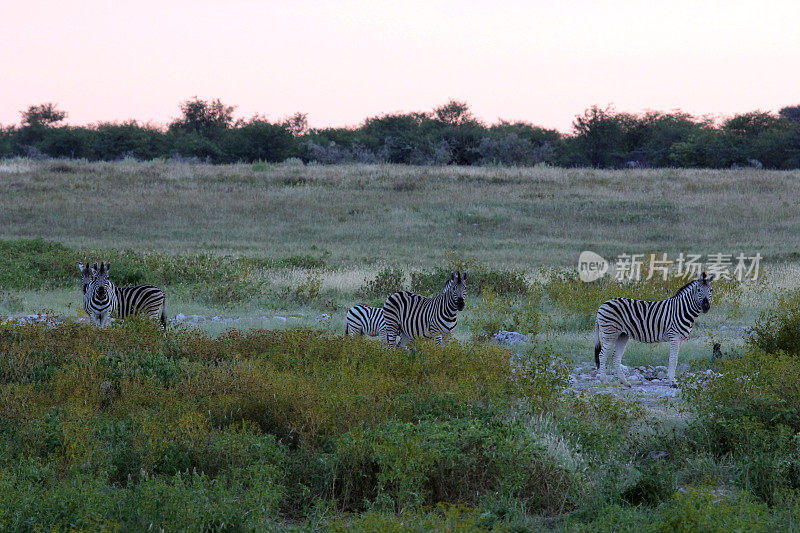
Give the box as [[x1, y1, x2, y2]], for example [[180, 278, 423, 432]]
[[78, 262, 95, 294], [89, 261, 114, 307], [696, 271, 714, 313], [447, 271, 468, 311]]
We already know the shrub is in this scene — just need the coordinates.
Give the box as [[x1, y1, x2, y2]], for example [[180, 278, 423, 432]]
[[745, 290, 800, 355], [684, 349, 800, 503], [659, 486, 776, 532], [358, 267, 405, 300], [410, 267, 530, 297], [465, 289, 543, 339], [331, 416, 579, 514], [292, 269, 323, 302]]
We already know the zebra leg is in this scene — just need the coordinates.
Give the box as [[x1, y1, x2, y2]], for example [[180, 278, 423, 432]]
[[667, 337, 682, 387], [398, 332, 412, 348], [597, 334, 616, 383], [385, 321, 399, 347], [612, 334, 631, 387], [99, 310, 110, 328]]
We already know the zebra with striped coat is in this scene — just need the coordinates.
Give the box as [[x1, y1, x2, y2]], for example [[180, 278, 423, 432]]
[[594, 272, 714, 386], [80, 262, 167, 328], [345, 304, 386, 341], [383, 271, 467, 347]]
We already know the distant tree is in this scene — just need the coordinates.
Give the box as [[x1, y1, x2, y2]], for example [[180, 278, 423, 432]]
[[489, 120, 561, 147], [779, 105, 800, 123], [433, 99, 476, 126], [169, 97, 236, 139], [723, 111, 781, 137], [39, 126, 97, 159], [636, 111, 702, 166], [360, 112, 433, 164], [222, 118, 296, 162], [669, 128, 747, 168], [282, 112, 309, 136], [571, 105, 628, 167], [20, 103, 67, 128], [0, 125, 15, 157], [94, 121, 165, 160]]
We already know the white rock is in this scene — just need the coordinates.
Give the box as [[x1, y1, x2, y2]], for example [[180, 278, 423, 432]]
[[493, 331, 528, 345], [174, 313, 186, 323]]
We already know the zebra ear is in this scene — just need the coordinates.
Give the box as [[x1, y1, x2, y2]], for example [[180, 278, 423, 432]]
[[450, 271, 455, 281], [707, 274, 715, 282], [78, 263, 85, 274], [462, 271, 468, 281]]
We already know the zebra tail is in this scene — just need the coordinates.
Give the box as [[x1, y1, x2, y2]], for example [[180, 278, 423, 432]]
[[345, 322, 349, 335], [160, 299, 167, 330], [594, 319, 601, 368]]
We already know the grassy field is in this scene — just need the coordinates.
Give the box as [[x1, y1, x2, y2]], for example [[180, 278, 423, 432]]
[[2, 159, 800, 530], [1, 158, 798, 363], [2, 159, 799, 265]]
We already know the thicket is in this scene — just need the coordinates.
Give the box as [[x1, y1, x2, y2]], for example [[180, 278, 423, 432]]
[[2, 98, 799, 168], [4, 284, 800, 527], [0, 319, 582, 529]]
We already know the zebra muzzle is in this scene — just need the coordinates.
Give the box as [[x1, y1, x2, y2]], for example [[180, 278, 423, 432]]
[[456, 298, 465, 311]]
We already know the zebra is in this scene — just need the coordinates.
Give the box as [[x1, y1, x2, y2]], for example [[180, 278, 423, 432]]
[[593, 272, 714, 386], [383, 271, 467, 347], [345, 304, 386, 341], [80, 261, 167, 328]]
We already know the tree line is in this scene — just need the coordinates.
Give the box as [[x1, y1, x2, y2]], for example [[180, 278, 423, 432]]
[[1, 98, 799, 168]]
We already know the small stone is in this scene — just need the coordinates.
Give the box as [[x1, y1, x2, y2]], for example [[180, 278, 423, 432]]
[[493, 331, 528, 345], [316, 313, 331, 321], [646, 450, 669, 461]]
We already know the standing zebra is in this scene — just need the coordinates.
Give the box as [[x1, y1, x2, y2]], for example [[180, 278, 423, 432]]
[[594, 272, 714, 386], [383, 271, 467, 347], [80, 262, 167, 328], [345, 304, 387, 340]]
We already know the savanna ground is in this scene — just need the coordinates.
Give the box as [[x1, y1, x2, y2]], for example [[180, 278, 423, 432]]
[[2, 159, 800, 531]]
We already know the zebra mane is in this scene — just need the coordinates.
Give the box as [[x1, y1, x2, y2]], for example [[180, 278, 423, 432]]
[[673, 279, 697, 297]]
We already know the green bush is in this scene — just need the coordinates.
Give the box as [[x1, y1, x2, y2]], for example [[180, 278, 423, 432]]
[[684, 347, 800, 503], [0, 239, 80, 290], [331, 416, 578, 514], [465, 289, 543, 339], [358, 267, 405, 299], [746, 290, 800, 356], [292, 269, 323, 302], [410, 266, 530, 297]]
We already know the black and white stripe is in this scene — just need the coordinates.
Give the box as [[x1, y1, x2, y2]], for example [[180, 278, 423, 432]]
[[80, 262, 166, 328], [345, 304, 386, 340], [383, 271, 467, 347], [594, 272, 714, 385]]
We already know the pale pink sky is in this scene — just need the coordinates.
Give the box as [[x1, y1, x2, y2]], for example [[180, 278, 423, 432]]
[[2, 0, 799, 132]]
